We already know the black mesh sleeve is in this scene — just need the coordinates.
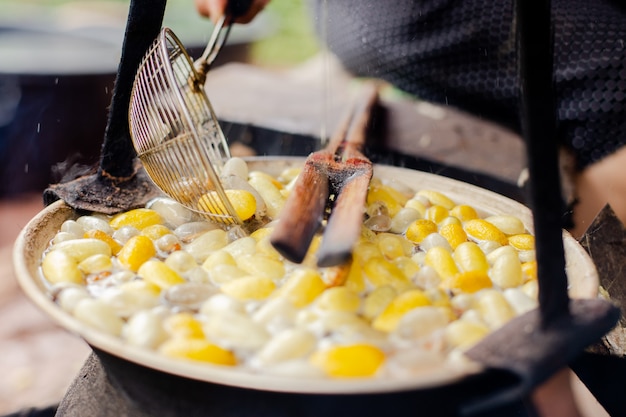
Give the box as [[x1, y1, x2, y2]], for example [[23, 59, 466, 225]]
[[309, 0, 626, 170]]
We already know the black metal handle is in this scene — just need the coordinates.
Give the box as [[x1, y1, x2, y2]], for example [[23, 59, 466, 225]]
[[516, 0, 570, 327], [98, 0, 167, 180]]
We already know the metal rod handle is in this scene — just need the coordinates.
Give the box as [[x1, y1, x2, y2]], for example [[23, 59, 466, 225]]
[[516, 0, 570, 327]]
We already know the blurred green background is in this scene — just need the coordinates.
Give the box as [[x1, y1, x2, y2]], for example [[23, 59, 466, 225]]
[[0, 0, 321, 68]]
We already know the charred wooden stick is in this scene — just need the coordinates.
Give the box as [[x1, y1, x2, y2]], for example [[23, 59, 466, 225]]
[[316, 159, 372, 267], [270, 83, 379, 266], [316, 84, 378, 266], [269, 155, 330, 264]]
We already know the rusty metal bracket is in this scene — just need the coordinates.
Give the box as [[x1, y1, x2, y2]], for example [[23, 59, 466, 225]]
[[42, 0, 165, 214]]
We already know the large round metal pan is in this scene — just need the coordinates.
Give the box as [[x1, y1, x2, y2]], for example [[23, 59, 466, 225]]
[[13, 157, 599, 396]]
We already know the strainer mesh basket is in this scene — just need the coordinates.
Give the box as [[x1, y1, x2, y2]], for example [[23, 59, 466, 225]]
[[129, 28, 239, 225]]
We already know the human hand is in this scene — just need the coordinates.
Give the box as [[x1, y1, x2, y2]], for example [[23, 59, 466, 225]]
[[194, 0, 270, 24]]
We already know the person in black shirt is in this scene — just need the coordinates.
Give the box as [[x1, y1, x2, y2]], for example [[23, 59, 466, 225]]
[[197, 0, 626, 241], [197, 4, 621, 415]]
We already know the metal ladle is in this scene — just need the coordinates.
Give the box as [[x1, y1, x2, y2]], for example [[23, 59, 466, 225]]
[[127, 1, 252, 225]]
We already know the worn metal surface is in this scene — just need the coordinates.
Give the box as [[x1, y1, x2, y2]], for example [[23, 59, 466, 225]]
[[568, 204, 626, 417], [41, 0, 166, 214], [42, 164, 162, 215], [579, 204, 626, 357], [465, 298, 620, 415]]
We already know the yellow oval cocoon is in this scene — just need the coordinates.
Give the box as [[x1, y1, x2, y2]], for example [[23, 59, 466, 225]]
[[54, 238, 112, 262], [454, 241, 489, 273], [416, 190, 456, 210], [405, 219, 438, 244], [138, 259, 186, 289], [117, 235, 156, 272], [464, 219, 508, 246], [42, 250, 84, 285], [220, 275, 276, 300], [439, 223, 468, 249], [372, 289, 431, 332], [424, 246, 459, 280], [198, 189, 257, 221], [444, 270, 493, 294], [310, 344, 385, 378], [159, 338, 237, 365], [508, 234, 535, 251], [110, 208, 162, 230], [163, 313, 205, 339], [84, 229, 122, 255], [450, 204, 478, 222], [445, 320, 490, 349], [279, 268, 326, 307]]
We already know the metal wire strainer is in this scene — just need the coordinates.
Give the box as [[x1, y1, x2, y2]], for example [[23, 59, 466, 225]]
[[129, 17, 246, 225]]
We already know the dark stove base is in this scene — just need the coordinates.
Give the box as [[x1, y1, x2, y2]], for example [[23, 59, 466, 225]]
[[52, 350, 536, 417], [2, 406, 58, 417]]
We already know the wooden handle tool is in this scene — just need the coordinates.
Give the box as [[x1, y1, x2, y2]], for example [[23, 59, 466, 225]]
[[270, 83, 379, 266]]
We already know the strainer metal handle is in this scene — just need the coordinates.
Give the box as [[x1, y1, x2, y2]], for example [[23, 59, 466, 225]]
[[194, 0, 254, 80]]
